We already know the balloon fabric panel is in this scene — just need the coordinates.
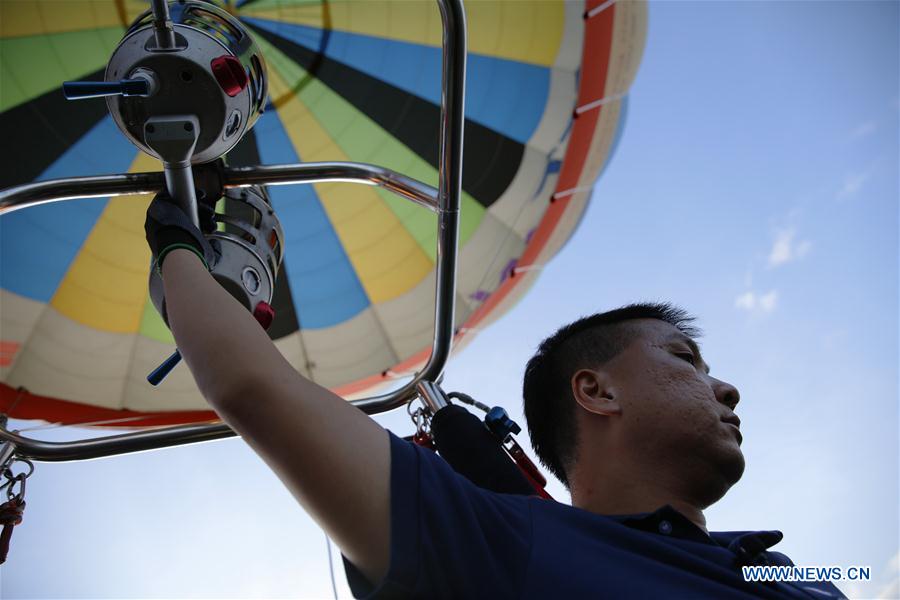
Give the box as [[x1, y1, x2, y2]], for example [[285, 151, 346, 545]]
[[240, 0, 565, 67], [0, 118, 134, 302], [245, 18, 551, 144], [254, 107, 374, 329]]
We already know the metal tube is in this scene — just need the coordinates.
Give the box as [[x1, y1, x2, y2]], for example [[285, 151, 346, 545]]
[[351, 0, 467, 412], [0, 422, 235, 462], [150, 0, 176, 49], [163, 163, 200, 228], [0, 440, 17, 469], [225, 163, 440, 213], [0, 172, 167, 215], [0, 0, 467, 461], [0, 163, 439, 216], [416, 380, 449, 413]]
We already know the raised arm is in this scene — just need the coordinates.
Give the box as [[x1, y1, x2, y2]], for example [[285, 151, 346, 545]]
[[161, 248, 390, 585]]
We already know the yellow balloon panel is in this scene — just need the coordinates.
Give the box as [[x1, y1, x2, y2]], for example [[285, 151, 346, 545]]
[[0, 1, 124, 38], [50, 152, 157, 333], [242, 0, 565, 66]]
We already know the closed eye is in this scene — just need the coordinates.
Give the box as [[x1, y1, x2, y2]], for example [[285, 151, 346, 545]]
[[667, 334, 711, 374], [675, 352, 696, 366]]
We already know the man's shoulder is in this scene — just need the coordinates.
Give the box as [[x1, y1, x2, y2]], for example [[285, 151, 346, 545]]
[[389, 430, 538, 521]]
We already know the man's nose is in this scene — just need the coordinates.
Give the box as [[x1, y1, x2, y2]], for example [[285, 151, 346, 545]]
[[711, 377, 740, 411]]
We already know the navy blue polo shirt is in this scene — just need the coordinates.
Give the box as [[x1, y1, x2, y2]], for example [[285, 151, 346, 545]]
[[343, 432, 847, 599]]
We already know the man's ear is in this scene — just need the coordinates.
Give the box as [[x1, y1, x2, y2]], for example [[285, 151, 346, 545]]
[[571, 368, 622, 416]]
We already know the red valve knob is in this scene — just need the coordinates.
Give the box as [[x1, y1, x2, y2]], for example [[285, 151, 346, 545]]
[[253, 301, 275, 331], [210, 55, 248, 97]]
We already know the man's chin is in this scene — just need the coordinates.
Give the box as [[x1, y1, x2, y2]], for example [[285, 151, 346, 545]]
[[698, 449, 745, 506], [722, 450, 746, 486]]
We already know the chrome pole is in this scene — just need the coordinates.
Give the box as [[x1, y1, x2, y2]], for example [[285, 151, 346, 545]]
[[0, 423, 234, 462], [150, 0, 176, 49], [0, 440, 17, 469], [0, 162, 439, 216], [225, 163, 440, 212], [352, 0, 466, 412], [416, 380, 450, 413], [0, 172, 167, 214]]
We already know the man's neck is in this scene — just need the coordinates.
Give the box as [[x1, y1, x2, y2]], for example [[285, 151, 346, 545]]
[[570, 472, 709, 533]]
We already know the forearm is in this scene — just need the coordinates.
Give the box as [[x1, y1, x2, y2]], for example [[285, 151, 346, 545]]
[[160, 248, 369, 426], [161, 248, 278, 404], [159, 248, 390, 582]]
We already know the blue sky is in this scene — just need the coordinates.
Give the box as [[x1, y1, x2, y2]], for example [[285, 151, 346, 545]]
[[2, 1, 898, 598]]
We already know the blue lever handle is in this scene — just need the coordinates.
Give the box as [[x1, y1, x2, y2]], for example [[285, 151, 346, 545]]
[[485, 406, 522, 440], [147, 349, 182, 386], [63, 79, 150, 100]]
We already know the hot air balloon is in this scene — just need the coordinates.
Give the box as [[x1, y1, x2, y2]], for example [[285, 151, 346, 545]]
[[0, 0, 647, 438]]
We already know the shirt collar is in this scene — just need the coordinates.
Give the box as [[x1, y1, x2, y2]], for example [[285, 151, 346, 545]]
[[607, 504, 784, 555]]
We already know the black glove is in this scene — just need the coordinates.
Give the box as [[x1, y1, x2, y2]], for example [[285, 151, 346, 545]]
[[145, 190, 219, 276]]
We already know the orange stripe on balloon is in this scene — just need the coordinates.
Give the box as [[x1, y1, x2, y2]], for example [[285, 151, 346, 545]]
[[464, 1, 614, 331], [0, 341, 20, 367], [0, 382, 219, 427]]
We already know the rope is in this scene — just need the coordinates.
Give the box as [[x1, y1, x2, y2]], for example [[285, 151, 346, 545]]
[[0, 498, 24, 564], [324, 533, 338, 599], [2, 387, 27, 418]]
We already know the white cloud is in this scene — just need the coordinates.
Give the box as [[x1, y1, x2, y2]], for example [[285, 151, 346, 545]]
[[735, 292, 756, 310], [837, 168, 874, 200], [877, 576, 899, 600], [873, 551, 900, 600], [758, 290, 778, 312], [768, 228, 812, 268], [734, 290, 778, 314], [850, 120, 877, 138]]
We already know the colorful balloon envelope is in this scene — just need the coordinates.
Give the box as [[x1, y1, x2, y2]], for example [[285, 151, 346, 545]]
[[0, 0, 647, 426]]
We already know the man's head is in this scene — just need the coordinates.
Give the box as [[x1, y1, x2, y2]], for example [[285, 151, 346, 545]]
[[522, 302, 744, 507]]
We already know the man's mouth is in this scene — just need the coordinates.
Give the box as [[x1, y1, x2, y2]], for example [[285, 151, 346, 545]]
[[720, 414, 742, 444], [721, 414, 741, 429], [721, 420, 742, 444]]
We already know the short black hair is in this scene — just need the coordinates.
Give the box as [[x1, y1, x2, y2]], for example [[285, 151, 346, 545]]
[[522, 302, 700, 489]]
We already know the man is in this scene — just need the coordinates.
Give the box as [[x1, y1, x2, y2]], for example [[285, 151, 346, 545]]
[[145, 195, 848, 599]]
